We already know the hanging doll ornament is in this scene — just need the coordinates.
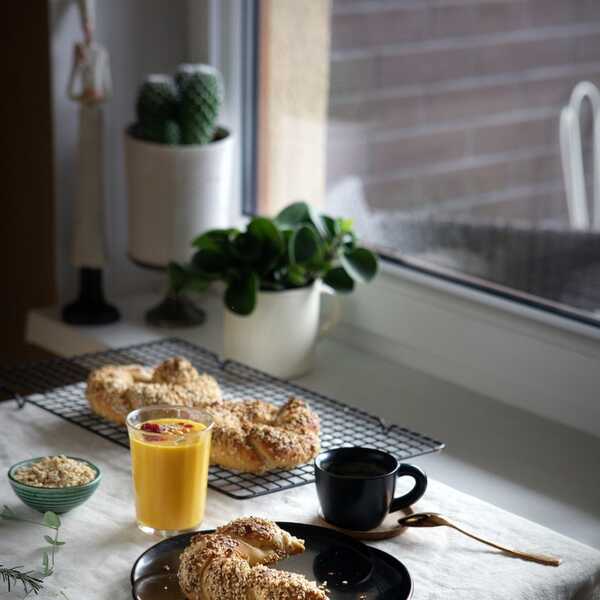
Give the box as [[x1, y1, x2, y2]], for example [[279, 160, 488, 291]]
[[62, 0, 119, 324]]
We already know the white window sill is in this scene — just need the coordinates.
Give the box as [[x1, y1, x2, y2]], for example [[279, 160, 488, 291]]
[[379, 259, 600, 340]]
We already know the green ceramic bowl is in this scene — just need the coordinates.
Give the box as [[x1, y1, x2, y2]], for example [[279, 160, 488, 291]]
[[7, 456, 102, 514]]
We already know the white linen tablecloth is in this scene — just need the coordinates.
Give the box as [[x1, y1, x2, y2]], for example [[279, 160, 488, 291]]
[[1, 402, 599, 599]]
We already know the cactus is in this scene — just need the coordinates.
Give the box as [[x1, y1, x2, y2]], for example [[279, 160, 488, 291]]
[[163, 119, 181, 145], [175, 64, 223, 97], [135, 75, 178, 143], [132, 66, 222, 146], [174, 63, 200, 94], [177, 65, 222, 145]]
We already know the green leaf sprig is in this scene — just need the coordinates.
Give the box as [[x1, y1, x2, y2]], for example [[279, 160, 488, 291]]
[[1, 505, 66, 594], [170, 201, 379, 315]]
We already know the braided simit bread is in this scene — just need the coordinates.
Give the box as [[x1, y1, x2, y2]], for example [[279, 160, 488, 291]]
[[86, 358, 321, 473], [210, 398, 320, 474], [86, 357, 222, 425], [178, 517, 328, 599]]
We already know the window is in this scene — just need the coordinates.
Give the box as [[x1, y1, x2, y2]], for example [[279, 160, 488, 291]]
[[248, 0, 600, 328]]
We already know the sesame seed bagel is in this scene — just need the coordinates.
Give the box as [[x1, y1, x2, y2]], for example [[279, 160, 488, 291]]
[[178, 517, 328, 600]]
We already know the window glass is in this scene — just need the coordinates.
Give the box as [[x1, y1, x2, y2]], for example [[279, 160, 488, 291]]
[[325, 0, 600, 324]]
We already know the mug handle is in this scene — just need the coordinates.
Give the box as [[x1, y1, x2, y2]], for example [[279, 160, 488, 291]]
[[389, 463, 428, 512], [318, 284, 342, 338]]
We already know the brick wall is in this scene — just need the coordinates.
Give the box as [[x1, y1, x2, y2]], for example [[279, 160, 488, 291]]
[[326, 0, 600, 225]]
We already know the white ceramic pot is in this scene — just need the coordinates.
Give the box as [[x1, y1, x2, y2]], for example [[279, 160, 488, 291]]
[[223, 282, 340, 379], [125, 127, 233, 267]]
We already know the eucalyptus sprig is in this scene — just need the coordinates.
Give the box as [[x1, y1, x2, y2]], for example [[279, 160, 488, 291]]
[[171, 201, 379, 315], [1, 505, 66, 594]]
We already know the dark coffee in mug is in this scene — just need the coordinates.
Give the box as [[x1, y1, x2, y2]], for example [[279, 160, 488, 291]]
[[315, 447, 428, 531], [323, 461, 390, 478]]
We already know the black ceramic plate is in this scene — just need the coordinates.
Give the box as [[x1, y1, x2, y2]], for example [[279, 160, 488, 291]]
[[131, 522, 413, 599]]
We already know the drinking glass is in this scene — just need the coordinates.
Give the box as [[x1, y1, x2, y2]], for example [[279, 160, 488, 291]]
[[126, 405, 213, 536]]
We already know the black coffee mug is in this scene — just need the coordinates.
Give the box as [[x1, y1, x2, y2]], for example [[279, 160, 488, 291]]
[[314, 447, 428, 531]]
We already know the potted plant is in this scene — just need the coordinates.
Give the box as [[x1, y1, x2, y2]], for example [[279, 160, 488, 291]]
[[171, 202, 379, 378], [124, 64, 233, 326]]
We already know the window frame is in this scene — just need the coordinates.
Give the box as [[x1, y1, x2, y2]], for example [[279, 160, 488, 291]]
[[188, 0, 258, 228], [240, 0, 259, 217]]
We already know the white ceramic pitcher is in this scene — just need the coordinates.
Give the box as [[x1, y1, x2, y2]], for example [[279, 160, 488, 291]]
[[223, 281, 340, 379]]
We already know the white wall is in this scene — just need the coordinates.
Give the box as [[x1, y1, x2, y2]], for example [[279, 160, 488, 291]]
[[49, 0, 189, 304]]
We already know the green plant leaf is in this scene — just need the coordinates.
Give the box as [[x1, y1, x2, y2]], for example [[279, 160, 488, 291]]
[[339, 217, 354, 234], [275, 201, 310, 228], [289, 225, 320, 264], [248, 217, 286, 273], [41, 552, 51, 576], [192, 232, 233, 276], [281, 229, 294, 252], [42, 512, 60, 530], [276, 201, 328, 238], [322, 215, 340, 239], [323, 267, 355, 292], [192, 229, 231, 250], [43, 534, 65, 546], [167, 262, 187, 293], [306, 205, 328, 238], [340, 247, 378, 283], [231, 232, 263, 262], [286, 264, 308, 287], [225, 272, 258, 315], [192, 228, 240, 250], [192, 247, 230, 275], [248, 217, 284, 253]]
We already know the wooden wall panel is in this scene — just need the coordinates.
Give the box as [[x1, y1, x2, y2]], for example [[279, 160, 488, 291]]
[[0, 3, 56, 363]]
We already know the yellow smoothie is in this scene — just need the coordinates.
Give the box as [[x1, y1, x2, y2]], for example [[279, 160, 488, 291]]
[[129, 418, 211, 532]]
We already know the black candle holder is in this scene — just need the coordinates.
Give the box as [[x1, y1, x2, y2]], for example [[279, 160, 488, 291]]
[[62, 268, 120, 325]]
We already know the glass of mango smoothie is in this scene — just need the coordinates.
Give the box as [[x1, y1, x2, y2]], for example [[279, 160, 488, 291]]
[[126, 405, 213, 536]]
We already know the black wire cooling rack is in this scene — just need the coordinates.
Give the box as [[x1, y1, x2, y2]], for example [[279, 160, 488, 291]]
[[0, 338, 444, 499]]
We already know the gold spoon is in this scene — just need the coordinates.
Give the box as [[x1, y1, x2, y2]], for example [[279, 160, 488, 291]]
[[398, 512, 562, 567]]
